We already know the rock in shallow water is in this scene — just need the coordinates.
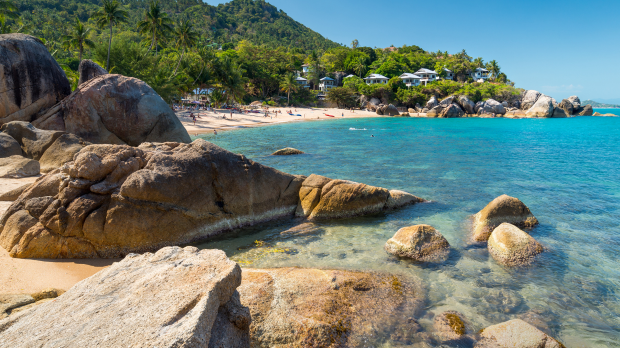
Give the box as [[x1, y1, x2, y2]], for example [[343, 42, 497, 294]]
[[271, 147, 304, 155], [0, 246, 250, 347], [475, 319, 564, 348], [472, 194, 538, 242], [384, 224, 450, 261], [488, 223, 544, 266], [238, 267, 425, 347]]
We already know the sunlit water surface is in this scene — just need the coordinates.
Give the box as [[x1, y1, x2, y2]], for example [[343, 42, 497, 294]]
[[194, 116, 620, 347]]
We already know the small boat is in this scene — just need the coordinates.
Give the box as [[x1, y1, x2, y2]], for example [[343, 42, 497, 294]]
[[324, 114, 335, 117], [288, 114, 302, 116]]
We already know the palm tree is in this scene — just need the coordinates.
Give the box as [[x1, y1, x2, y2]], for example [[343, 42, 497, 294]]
[[92, 0, 128, 71], [473, 57, 484, 68], [210, 88, 225, 108], [0, 0, 19, 26], [62, 18, 95, 62], [171, 19, 198, 76], [308, 51, 322, 90], [216, 57, 245, 105], [280, 73, 298, 105], [486, 60, 501, 80], [137, 0, 173, 55], [353, 57, 367, 78]]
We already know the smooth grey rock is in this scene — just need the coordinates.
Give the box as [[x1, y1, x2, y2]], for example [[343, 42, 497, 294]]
[[441, 104, 465, 118], [576, 104, 593, 116], [521, 90, 541, 110], [0, 156, 40, 178], [525, 95, 554, 118], [1, 121, 63, 160], [457, 95, 476, 114], [425, 96, 438, 109], [557, 99, 574, 116], [384, 224, 450, 261], [439, 95, 455, 106], [567, 95, 581, 110], [488, 223, 544, 266], [475, 319, 564, 347], [78, 59, 107, 86], [0, 133, 22, 158]]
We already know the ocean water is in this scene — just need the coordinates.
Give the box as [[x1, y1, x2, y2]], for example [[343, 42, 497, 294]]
[[594, 108, 620, 116], [195, 116, 620, 347]]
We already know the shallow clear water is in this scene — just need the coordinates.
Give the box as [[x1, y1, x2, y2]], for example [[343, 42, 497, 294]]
[[194, 116, 620, 347]]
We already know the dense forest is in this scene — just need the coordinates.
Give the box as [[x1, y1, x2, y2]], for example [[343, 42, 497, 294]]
[[0, 0, 520, 107]]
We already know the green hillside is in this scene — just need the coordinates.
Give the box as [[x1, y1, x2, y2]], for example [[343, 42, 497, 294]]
[[582, 100, 619, 108], [15, 0, 340, 51]]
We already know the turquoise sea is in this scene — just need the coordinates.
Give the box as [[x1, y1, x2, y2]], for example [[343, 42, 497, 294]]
[[594, 108, 620, 116], [196, 116, 620, 347]]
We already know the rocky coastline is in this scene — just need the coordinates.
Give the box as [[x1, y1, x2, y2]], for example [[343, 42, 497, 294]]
[[0, 33, 580, 346]]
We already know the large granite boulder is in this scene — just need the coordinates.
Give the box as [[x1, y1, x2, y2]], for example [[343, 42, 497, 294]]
[[0, 133, 21, 158], [1, 121, 63, 160], [475, 319, 564, 348], [426, 96, 438, 109], [576, 104, 593, 116], [567, 95, 581, 110], [426, 105, 444, 117], [238, 268, 425, 347], [525, 95, 555, 118], [0, 246, 251, 347], [32, 74, 191, 145], [440, 104, 465, 118], [488, 223, 544, 266], [520, 90, 541, 110], [474, 101, 485, 114], [472, 194, 538, 242], [457, 95, 476, 114], [38, 133, 87, 173], [0, 140, 305, 258], [439, 95, 455, 106], [557, 99, 574, 116], [377, 104, 399, 116], [295, 174, 422, 220], [504, 109, 526, 118], [552, 107, 568, 118], [478, 99, 506, 115], [0, 156, 39, 178], [0, 34, 71, 126], [77, 59, 107, 86], [384, 224, 450, 261]]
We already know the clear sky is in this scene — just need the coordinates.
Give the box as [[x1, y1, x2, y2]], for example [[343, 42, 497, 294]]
[[208, 0, 620, 103]]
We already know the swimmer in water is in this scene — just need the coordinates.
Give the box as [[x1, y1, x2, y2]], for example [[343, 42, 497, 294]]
[[371, 135, 375, 137]]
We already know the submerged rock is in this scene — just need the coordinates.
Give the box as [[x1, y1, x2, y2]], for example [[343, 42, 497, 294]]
[[0, 246, 250, 347], [0, 140, 304, 258], [295, 174, 422, 220], [472, 194, 538, 242], [488, 223, 544, 266], [475, 319, 565, 347], [433, 311, 474, 344], [238, 267, 425, 347], [33, 74, 191, 145], [272, 147, 304, 155], [0, 34, 71, 126], [384, 224, 450, 261]]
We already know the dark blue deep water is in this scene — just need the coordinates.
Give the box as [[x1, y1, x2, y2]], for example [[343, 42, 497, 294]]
[[196, 116, 620, 347]]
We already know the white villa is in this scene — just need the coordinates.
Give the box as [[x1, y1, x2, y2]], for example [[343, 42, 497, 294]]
[[471, 67, 489, 82], [296, 76, 309, 88], [363, 73, 389, 85], [414, 68, 438, 85], [399, 73, 422, 87], [319, 77, 336, 92], [444, 68, 454, 80], [301, 64, 310, 74]]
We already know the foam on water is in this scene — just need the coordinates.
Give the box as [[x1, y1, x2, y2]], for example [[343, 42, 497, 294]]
[[195, 116, 620, 347]]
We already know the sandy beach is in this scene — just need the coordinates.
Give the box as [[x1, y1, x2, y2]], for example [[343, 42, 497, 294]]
[[177, 106, 380, 135]]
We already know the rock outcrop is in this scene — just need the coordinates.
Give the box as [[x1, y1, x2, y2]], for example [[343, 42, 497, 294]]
[[384, 224, 450, 261], [77, 59, 108, 86], [457, 95, 476, 114], [475, 319, 564, 347], [38, 133, 87, 173], [488, 223, 544, 266], [576, 104, 593, 116], [271, 147, 304, 156], [439, 95, 455, 106], [525, 95, 555, 118], [295, 174, 422, 220], [427, 105, 444, 117], [0, 246, 251, 347], [0, 140, 305, 258], [472, 194, 538, 242], [552, 107, 568, 118], [557, 99, 574, 116], [478, 99, 506, 115], [426, 96, 438, 109], [1, 121, 63, 160], [521, 90, 541, 110], [0, 34, 71, 126], [0, 133, 22, 158], [440, 104, 465, 118], [0, 156, 39, 178], [377, 104, 399, 116], [1, 289, 63, 319], [567, 95, 581, 110], [238, 268, 425, 347], [33, 74, 191, 145]]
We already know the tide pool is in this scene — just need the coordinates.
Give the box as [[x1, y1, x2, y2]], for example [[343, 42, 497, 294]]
[[195, 116, 620, 347]]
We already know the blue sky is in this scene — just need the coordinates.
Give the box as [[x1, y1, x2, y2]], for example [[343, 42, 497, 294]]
[[208, 0, 620, 103]]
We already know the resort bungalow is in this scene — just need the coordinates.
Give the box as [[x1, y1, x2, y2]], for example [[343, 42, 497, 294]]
[[296, 77, 309, 88], [301, 64, 310, 75], [471, 67, 489, 82], [444, 68, 454, 80], [414, 68, 438, 85], [399, 73, 422, 87], [319, 77, 336, 92], [363, 74, 389, 85]]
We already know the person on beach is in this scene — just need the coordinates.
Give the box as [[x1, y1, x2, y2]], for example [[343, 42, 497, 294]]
[[213, 130, 217, 135]]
